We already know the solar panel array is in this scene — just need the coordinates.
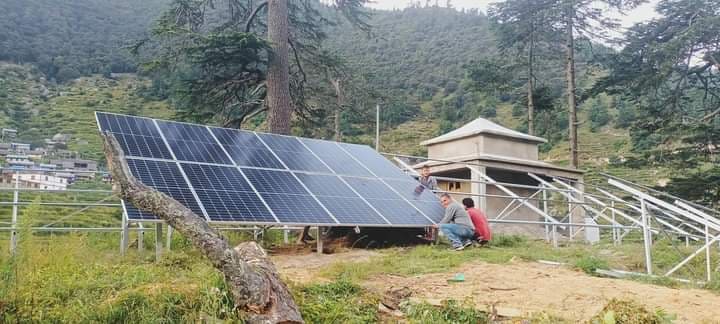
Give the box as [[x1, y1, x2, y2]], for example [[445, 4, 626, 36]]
[[96, 112, 444, 226]]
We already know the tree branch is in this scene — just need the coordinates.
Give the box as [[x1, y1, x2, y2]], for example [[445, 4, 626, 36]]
[[245, 1, 268, 32], [288, 38, 307, 83], [102, 132, 302, 324]]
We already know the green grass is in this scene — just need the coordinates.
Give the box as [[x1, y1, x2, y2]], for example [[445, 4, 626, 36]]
[[293, 279, 379, 323], [402, 299, 489, 324]]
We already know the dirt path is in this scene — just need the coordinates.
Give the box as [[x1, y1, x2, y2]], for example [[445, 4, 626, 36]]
[[272, 249, 379, 284], [274, 250, 720, 323]]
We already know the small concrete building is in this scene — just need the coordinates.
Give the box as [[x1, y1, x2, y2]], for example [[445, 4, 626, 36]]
[[415, 117, 584, 238]]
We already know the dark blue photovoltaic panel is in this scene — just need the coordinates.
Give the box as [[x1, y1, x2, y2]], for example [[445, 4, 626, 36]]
[[211, 127, 265, 147], [363, 199, 433, 225], [241, 168, 309, 194], [181, 163, 253, 192], [272, 150, 331, 173], [225, 146, 286, 169], [98, 112, 443, 226], [156, 121, 233, 164], [114, 133, 173, 159], [315, 196, 389, 225], [97, 113, 172, 159], [164, 139, 233, 164], [124, 159, 205, 220], [257, 133, 308, 152], [127, 159, 187, 188], [300, 138, 373, 177], [342, 177, 403, 200], [409, 200, 445, 223], [294, 173, 358, 197], [157, 120, 217, 143], [257, 133, 331, 172], [259, 193, 336, 224], [194, 190, 276, 222], [124, 204, 158, 221], [382, 178, 440, 202], [97, 112, 161, 137], [339, 143, 409, 179], [210, 128, 285, 169]]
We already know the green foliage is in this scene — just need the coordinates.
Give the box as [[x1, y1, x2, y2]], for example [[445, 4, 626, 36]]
[[574, 255, 609, 275], [598, 0, 720, 161], [0, 232, 243, 323], [0, 0, 169, 82], [615, 99, 636, 128], [489, 234, 526, 247], [403, 299, 489, 324], [589, 99, 611, 132], [294, 279, 378, 323], [589, 298, 676, 324]]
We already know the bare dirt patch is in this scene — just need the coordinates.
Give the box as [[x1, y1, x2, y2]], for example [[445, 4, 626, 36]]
[[274, 249, 720, 323], [272, 248, 379, 284], [364, 260, 720, 323]]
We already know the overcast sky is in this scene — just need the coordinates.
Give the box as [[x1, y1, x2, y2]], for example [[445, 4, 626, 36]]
[[367, 0, 660, 28]]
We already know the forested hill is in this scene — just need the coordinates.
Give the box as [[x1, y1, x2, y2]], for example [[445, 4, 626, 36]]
[[326, 7, 494, 100], [0, 0, 170, 83]]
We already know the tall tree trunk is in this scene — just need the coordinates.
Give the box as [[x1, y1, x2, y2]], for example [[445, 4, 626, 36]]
[[527, 29, 535, 136], [102, 133, 303, 324], [565, 2, 579, 168], [331, 79, 343, 141], [266, 0, 292, 135]]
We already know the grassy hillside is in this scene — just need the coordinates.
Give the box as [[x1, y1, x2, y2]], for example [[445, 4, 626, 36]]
[[0, 63, 175, 162]]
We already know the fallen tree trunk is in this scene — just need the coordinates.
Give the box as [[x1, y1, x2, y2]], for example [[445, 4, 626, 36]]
[[102, 133, 303, 324]]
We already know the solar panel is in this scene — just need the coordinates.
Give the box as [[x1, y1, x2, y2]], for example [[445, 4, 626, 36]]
[[97, 111, 445, 227], [300, 138, 374, 177], [342, 177, 404, 200], [124, 158, 206, 220], [257, 133, 331, 172], [259, 193, 336, 224], [210, 128, 285, 169], [382, 178, 440, 202], [339, 143, 411, 179], [362, 198, 434, 225], [294, 173, 358, 198], [157, 121, 233, 164], [180, 163, 276, 223], [97, 112, 173, 159]]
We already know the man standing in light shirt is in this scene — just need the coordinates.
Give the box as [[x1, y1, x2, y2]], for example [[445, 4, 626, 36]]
[[434, 193, 476, 250]]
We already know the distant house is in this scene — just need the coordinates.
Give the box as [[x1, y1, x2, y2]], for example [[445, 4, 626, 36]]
[[0, 172, 68, 190], [6, 155, 35, 169], [51, 158, 98, 179], [0, 143, 11, 156], [10, 143, 31, 153], [1, 128, 17, 141], [39, 163, 57, 170]]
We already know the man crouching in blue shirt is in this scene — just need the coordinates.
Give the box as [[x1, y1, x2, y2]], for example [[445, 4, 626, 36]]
[[434, 193, 476, 251]]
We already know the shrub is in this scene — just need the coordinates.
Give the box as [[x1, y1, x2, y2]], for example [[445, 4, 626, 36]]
[[403, 299, 488, 324], [590, 298, 675, 324], [574, 256, 609, 275], [490, 235, 526, 248]]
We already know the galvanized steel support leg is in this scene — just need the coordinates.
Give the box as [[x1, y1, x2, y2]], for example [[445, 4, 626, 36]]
[[9, 171, 19, 256], [121, 217, 129, 256], [138, 224, 144, 253], [155, 223, 163, 261], [641, 199, 653, 275], [316, 226, 324, 255], [166, 225, 173, 251]]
